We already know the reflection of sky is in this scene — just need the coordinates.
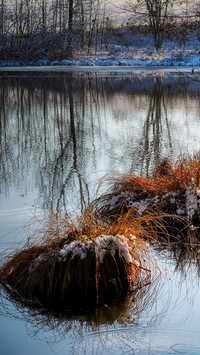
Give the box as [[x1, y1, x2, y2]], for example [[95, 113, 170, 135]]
[[0, 185, 42, 253], [167, 104, 200, 155]]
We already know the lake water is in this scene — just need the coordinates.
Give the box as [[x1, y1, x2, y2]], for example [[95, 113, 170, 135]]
[[1, 72, 200, 354]]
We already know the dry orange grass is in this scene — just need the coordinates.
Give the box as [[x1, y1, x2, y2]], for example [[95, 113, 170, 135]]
[[112, 157, 200, 197], [0, 209, 153, 310], [44, 208, 171, 245], [92, 157, 200, 223]]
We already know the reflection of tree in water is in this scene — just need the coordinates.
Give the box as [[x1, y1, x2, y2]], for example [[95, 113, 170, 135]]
[[50, 83, 90, 213], [135, 77, 173, 177], [0, 75, 129, 213], [0, 83, 10, 194], [0, 75, 103, 213], [0, 75, 199, 213]]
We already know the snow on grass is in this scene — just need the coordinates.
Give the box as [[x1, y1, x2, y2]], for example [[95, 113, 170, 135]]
[[1, 32, 200, 68], [186, 179, 200, 221], [1, 51, 199, 68], [59, 234, 134, 264]]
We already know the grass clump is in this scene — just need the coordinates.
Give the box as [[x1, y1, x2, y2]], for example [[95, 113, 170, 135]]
[[0, 210, 151, 311], [92, 157, 200, 236]]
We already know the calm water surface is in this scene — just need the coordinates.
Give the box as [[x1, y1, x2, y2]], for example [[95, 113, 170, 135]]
[[1, 72, 200, 354]]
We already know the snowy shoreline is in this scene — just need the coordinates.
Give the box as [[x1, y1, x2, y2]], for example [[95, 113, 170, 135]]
[[0, 42, 200, 72]]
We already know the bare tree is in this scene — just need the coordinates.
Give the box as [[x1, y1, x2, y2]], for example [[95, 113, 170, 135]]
[[67, 0, 74, 56], [0, 0, 5, 37], [127, 0, 173, 50]]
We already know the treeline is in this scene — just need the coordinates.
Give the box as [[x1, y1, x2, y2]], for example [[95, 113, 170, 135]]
[[0, 0, 111, 60], [0, 0, 200, 61]]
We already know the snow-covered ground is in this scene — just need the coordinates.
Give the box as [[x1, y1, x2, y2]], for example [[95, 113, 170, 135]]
[[0, 32, 200, 69]]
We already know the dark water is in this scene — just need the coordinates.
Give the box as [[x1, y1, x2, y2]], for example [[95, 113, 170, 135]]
[[1, 73, 200, 354]]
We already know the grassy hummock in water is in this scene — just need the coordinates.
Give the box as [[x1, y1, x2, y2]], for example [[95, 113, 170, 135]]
[[0, 211, 151, 310], [92, 157, 200, 239]]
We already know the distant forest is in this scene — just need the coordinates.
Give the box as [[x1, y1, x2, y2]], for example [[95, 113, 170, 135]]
[[0, 0, 200, 61]]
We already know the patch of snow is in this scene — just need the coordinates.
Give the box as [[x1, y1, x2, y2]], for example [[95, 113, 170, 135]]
[[2, 60, 22, 67], [177, 207, 185, 215], [77, 59, 95, 66], [109, 194, 123, 211], [59, 234, 134, 264], [127, 200, 149, 216], [94, 59, 115, 66], [61, 60, 76, 66], [37, 59, 50, 66], [186, 179, 199, 221], [59, 239, 93, 261]]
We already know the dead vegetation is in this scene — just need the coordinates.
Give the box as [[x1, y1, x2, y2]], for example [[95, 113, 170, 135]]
[[92, 157, 200, 231], [0, 210, 152, 310]]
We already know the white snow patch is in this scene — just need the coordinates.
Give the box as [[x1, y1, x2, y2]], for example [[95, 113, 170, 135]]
[[59, 234, 134, 264], [176, 207, 185, 215], [186, 179, 199, 220], [127, 200, 149, 216]]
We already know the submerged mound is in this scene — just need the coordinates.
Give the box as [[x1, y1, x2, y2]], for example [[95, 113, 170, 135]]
[[93, 157, 200, 235], [0, 219, 150, 310]]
